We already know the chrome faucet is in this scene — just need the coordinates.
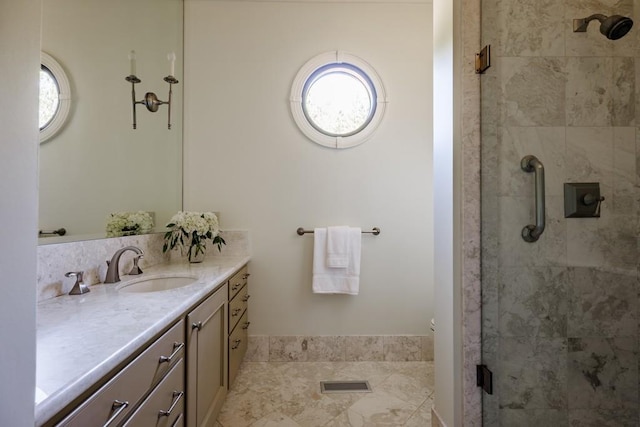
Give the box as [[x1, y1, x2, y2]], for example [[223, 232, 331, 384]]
[[104, 246, 144, 283]]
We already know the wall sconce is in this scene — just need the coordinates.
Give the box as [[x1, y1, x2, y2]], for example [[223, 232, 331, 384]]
[[125, 51, 179, 130]]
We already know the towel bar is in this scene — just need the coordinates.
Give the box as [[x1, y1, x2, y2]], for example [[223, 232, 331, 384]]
[[296, 227, 380, 236], [39, 228, 67, 237]]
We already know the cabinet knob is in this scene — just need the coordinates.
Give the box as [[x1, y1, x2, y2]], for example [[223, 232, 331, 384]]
[[231, 339, 242, 350], [242, 294, 251, 302], [232, 283, 241, 291], [232, 308, 242, 317], [242, 321, 251, 330], [192, 321, 202, 331]]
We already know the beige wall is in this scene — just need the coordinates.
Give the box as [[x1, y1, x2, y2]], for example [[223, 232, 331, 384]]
[[0, 1, 40, 424], [184, 0, 434, 335]]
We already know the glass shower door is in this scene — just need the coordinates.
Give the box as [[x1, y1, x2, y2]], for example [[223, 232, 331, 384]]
[[480, 1, 639, 425]]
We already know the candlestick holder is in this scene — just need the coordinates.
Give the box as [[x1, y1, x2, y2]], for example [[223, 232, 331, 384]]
[[125, 74, 179, 129]]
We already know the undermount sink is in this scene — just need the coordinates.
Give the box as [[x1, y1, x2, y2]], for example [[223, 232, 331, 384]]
[[117, 275, 198, 293]]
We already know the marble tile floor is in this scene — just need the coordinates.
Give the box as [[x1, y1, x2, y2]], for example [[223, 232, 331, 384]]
[[216, 360, 434, 427]]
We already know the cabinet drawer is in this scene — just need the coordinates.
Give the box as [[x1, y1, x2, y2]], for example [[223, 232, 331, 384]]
[[228, 265, 249, 300], [57, 319, 185, 427], [229, 283, 249, 333], [123, 358, 185, 427], [229, 310, 249, 386]]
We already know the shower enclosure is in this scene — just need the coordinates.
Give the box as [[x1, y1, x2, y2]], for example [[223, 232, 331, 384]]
[[480, 0, 638, 425]]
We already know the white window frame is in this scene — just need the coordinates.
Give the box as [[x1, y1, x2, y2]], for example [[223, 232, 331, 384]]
[[290, 51, 387, 149], [40, 52, 72, 144]]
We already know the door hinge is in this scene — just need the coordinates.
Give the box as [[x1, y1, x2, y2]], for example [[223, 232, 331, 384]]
[[476, 364, 493, 395], [475, 45, 491, 74]]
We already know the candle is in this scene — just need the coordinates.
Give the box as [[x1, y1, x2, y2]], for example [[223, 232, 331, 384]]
[[168, 52, 176, 77], [128, 50, 137, 76]]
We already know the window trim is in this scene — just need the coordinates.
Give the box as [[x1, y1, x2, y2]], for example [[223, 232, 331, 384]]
[[40, 52, 72, 144], [290, 51, 387, 149]]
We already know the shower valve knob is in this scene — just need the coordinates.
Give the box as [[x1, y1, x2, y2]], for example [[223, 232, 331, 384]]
[[582, 193, 605, 206]]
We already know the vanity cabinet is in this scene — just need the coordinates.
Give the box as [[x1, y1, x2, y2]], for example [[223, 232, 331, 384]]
[[186, 283, 228, 427], [46, 262, 250, 427], [55, 319, 185, 427], [228, 266, 250, 387]]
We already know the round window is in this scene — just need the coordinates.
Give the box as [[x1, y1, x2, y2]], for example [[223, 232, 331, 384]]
[[291, 52, 387, 148], [40, 66, 60, 130], [40, 52, 72, 144]]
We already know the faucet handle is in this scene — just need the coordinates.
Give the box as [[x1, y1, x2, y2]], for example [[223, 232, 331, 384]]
[[129, 254, 144, 275], [65, 271, 90, 295], [65, 271, 82, 280]]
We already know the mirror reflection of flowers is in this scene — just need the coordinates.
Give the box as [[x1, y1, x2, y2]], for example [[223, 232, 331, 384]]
[[106, 211, 154, 237], [163, 211, 225, 261]]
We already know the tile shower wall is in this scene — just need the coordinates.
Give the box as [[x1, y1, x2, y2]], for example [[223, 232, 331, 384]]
[[481, 0, 639, 425]]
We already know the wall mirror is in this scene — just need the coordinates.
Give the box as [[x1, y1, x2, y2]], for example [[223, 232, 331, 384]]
[[39, 0, 183, 244]]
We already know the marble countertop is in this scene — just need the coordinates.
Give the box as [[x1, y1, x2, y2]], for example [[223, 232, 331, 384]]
[[35, 255, 250, 426]]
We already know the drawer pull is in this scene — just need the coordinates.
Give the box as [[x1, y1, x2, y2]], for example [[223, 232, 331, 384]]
[[158, 390, 184, 417], [192, 321, 202, 331], [231, 339, 242, 350], [159, 342, 185, 364], [242, 294, 251, 302], [242, 321, 251, 330], [232, 308, 242, 317], [103, 400, 129, 427], [242, 273, 251, 279], [232, 283, 242, 291], [171, 414, 184, 427]]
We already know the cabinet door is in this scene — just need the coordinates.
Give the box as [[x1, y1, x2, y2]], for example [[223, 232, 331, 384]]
[[186, 284, 228, 427]]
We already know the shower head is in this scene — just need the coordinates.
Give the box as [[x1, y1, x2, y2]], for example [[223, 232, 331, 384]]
[[573, 14, 634, 40]]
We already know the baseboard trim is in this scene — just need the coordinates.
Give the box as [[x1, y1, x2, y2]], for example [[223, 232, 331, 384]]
[[245, 334, 434, 362]]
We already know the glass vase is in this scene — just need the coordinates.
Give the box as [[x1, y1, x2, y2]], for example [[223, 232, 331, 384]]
[[187, 244, 206, 263]]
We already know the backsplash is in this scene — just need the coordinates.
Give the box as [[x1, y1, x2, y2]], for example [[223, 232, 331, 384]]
[[37, 230, 249, 302]]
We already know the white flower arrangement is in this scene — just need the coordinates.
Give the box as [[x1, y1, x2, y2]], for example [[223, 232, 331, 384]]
[[106, 211, 154, 237], [163, 211, 225, 261]]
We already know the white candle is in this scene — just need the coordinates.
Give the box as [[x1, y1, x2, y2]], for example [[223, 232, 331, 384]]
[[168, 52, 176, 77], [128, 50, 137, 76]]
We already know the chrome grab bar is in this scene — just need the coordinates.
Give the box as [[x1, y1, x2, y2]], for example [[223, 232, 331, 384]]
[[521, 155, 545, 242]]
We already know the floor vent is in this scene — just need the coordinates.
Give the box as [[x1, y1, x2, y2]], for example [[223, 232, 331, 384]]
[[320, 380, 372, 393]]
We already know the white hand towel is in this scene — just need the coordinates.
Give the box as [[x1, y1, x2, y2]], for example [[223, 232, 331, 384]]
[[326, 226, 350, 268], [312, 227, 361, 295]]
